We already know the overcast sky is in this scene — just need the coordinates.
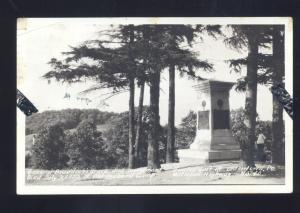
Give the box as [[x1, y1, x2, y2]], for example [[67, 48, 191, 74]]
[[18, 18, 276, 125]]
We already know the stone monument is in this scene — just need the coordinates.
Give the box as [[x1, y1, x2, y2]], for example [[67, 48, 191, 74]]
[[178, 80, 241, 163]]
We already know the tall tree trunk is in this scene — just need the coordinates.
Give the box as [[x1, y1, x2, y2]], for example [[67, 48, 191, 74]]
[[272, 26, 285, 165], [243, 34, 259, 168], [128, 76, 135, 169], [134, 81, 145, 168], [147, 71, 161, 169], [166, 64, 175, 163], [128, 25, 135, 169]]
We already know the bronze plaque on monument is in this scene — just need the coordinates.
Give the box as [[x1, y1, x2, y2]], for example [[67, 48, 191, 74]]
[[198, 110, 209, 129], [213, 110, 230, 129]]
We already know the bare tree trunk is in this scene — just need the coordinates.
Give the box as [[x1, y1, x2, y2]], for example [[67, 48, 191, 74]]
[[166, 64, 175, 163], [272, 26, 285, 165], [243, 35, 259, 168], [147, 71, 161, 169], [128, 76, 135, 169], [128, 25, 135, 169], [134, 81, 145, 168]]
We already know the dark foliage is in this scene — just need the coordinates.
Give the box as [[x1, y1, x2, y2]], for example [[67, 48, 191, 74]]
[[31, 123, 68, 169], [175, 111, 197, 149], [102, 112, 130, 168], [25, 152, 34, 168], [66, 119, 107, 169], [231, 108, 274, 158], [225, 25, 284, 92]]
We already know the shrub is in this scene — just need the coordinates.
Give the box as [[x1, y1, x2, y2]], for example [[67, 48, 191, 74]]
[[66, 119, 106, 169], [175, 111, 197, 149], [230, 108, 273, 158], [102, 113, 130, 168], [31, 123, 68, 169]]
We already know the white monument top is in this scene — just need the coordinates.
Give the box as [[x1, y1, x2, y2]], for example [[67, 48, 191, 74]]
[[192, 79, 235, 92]]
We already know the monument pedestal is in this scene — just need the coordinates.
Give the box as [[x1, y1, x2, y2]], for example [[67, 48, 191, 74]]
[[178, 80, 241, 164], [178, 149, 241, 164]]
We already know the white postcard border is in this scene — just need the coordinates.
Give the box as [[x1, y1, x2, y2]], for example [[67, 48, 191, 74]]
[[17, 17, 293, 194]]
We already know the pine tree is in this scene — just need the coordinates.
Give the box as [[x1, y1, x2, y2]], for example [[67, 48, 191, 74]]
[[130, 25, 219, 168], [127, 25, 136, 169], [224, 25, 272, 167], [155, 25, 220, 163], [141, 25, 163, 169], [226, 25, 285, 166]]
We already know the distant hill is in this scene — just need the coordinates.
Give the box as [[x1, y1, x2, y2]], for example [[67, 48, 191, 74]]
[[26, 109, 118, 135]]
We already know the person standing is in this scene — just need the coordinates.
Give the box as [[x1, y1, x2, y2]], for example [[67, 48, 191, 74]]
[[256, 133, 266, 161]]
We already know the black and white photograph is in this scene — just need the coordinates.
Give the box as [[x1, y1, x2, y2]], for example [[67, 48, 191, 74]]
[[17, 18, 293, 194]]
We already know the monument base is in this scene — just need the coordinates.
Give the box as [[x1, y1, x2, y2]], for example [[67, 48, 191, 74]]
[[178, 148, 241, 164]]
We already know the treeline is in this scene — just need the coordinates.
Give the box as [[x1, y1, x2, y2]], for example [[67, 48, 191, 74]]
[[26, 109, 117, 135], [26, 108, 167, 169]]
